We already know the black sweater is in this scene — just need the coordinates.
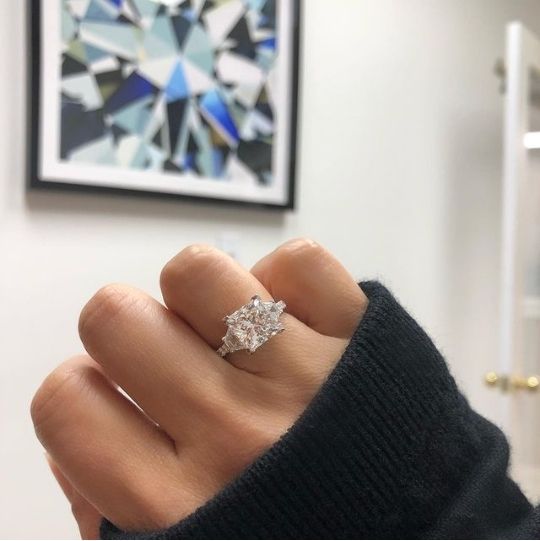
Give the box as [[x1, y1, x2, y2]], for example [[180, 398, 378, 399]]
[[101, 282, 539, 539]]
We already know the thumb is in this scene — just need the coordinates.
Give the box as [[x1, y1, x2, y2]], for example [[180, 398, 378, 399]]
[[46, 455, 102, 540]]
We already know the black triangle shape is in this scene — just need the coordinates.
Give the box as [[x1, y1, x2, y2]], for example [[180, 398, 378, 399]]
[[255, 99, 273, 121], [111, 123, 128, 144], [117, 14, 133, 24], [199, 0, 215, 16], [167, 98, 188, 154], [171, 14, 192, 50], [228, 16, 256, 60], [152, 126, 163, 147], [187, 132, 199, 153], [62, 54, 88, 77], [237, 139, 272, 181], [164, 159, 183, 172], [95, 68, 124, 87]]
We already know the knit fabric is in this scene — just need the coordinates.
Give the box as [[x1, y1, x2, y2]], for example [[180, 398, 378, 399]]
[[101, 282, 537, 539]]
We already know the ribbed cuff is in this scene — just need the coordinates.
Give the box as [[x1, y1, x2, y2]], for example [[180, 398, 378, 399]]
[[101, 282, 506, 539]]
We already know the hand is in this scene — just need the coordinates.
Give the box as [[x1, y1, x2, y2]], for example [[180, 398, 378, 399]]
[[31, 239, 368, 538]]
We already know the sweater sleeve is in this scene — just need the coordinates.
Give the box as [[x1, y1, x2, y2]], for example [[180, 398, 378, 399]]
[[100, 281, 538, 539]]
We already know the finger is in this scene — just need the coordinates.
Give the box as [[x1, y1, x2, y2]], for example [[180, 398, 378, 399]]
[[160, 244, 276, 352], [31, 356, 184, 531], [251, 238, 368, 338], [78, 284, 243, 441], [47, 456, 102, 540], [159, 245, 342, 380]]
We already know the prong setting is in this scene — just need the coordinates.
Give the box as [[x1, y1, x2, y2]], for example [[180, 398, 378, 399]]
[[217, 295, 287, 357]]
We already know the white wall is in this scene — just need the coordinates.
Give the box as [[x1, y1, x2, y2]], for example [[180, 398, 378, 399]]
[[2, 1, 540, 538]]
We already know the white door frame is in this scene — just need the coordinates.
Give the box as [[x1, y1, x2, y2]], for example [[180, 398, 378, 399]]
[[500, 22, 540, 432]]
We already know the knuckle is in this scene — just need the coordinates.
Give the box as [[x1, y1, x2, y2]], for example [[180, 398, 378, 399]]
[[78, 284, 137, 340], [160, 244, 224, 291], [272, 237, 324, 270], [30, 358, 90, 435]]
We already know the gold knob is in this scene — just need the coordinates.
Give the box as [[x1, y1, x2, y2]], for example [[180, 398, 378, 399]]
[[485, 371, 499, 386], [484, 372, 539, 392]]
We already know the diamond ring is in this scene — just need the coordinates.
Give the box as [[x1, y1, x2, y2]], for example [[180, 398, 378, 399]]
[[217, 295, 286, 357]]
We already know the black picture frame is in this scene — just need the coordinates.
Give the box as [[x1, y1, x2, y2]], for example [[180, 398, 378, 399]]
[[27, 0, 301, 210]]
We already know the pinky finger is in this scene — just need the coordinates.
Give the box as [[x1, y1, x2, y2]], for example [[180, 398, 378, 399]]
[[47, 456, 101, 540]]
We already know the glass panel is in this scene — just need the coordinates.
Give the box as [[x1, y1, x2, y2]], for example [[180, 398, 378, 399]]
[[524, 67, 540, 301]]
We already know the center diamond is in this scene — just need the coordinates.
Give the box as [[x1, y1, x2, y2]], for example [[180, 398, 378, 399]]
[[222, 295, 286, 354]]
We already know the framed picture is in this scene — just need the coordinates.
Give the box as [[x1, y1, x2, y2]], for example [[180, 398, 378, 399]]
[[28, 0, 300, 209]]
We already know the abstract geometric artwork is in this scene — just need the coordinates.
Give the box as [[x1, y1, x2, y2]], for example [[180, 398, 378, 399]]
[[29, 0, 299, 208]]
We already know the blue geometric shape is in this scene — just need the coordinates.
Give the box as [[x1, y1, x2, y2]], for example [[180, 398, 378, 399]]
[[86, 0, 116, 21], [84, 43, 108, 62], [105, 72, 155, 113], [184, 153, 196, 171], [165, 63, 189, 101], [108, 0, 122, 5], [212, 149, 224, 176], [112, 96, 153, 134], [182, 8, 197, 22], [200, 90, 240, 144], [246, 0, 266, 9], [259, 37, 276, 50]]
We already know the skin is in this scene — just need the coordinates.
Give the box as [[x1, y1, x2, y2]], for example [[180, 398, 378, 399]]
[[30, 238, 368, 539]]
